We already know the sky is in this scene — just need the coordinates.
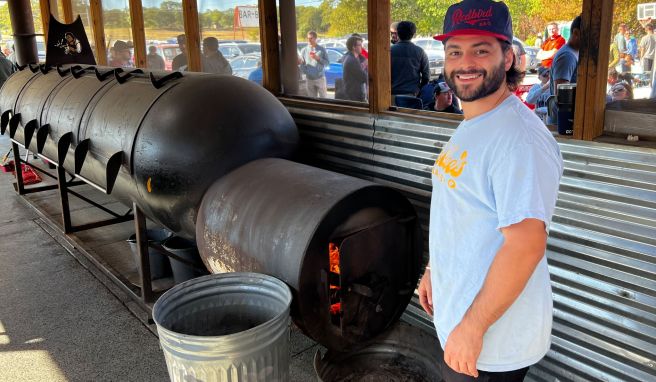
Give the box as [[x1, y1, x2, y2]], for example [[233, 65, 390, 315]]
[[104, 0, 323, 12]]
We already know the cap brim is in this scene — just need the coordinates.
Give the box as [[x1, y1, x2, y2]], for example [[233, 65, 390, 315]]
[[434, 29, 511, 42]]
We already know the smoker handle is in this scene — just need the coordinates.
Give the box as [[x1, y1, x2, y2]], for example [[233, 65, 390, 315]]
[[115, 69, 144, 84], [71, 65, 96, 79], [149, 71, 183, 89], [56, 65, 71, 77], [94, 67, 115, 81]]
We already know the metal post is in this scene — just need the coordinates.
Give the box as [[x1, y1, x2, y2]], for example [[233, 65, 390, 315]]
[[8, 0, 39, 65], [56, 165, 73, 233], [279, 0, 299, 95], [11, 142, 25, 195], [134, 202, 154, 304]]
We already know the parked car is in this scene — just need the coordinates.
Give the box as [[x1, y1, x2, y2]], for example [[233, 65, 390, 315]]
[[219, 43, 261, 59], [326, 47, 346, 64], [412, 38, 444, 78], [229, 54, 261, 79], [154, 43, 181, 71]]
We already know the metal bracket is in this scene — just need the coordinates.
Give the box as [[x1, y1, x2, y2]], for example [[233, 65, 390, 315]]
[[1, 110, 11, 135], [149, 71, 183, 89], [28, 63, 40, 73], [74, 138, 90, 174], [36, 124, 50, 153], [39, 64, 51, 75], [24, 119, 38, 149], [9, 113, 21, 138], [106, 151, 124, 195], [57, 132, 73, 166]]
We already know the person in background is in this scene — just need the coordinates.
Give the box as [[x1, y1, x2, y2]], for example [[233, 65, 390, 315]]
[[420, 1, 563, 380], [608, 82, 634, 102], [109, 40, 133, 68], [639, 24, 655, 76], [526, 66, 551, 107], [549, 16, 582, 123], [625, 29, 638, 64], [341, 35, 368, 102], [425, 81, 462, 114], [537, 22, 566, 68], [6, 44, 17, 66], [512, 39, 527, 72], [201, 37, 232, 75], [614, 23, 630, 73], [299, 30, 330, 98], [351, 33, 368, 59], [391, 22, 400, 45], [0, 51, 16, 89], [172, 34, 187, 71], [391, 21, 430, 96], [147, 45, 165, 71]]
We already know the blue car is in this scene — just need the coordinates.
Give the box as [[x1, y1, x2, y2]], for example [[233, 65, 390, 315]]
[[245, 48, 345, 90], [324, 48, 345, 89]]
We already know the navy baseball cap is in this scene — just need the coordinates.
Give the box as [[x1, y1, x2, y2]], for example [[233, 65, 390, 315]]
[[434, 0, 513, 43]]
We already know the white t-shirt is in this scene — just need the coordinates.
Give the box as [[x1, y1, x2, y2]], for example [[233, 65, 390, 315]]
[[429, 95, 563, 372]]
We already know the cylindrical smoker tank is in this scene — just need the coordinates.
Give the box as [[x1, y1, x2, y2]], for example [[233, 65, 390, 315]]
[[0, 66, 299, 238]]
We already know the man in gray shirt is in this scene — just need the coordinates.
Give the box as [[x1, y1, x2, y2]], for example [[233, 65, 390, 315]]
[[639, 24, 655, 74], [299, 30, 330, 98], [201, 37, 232, 75]]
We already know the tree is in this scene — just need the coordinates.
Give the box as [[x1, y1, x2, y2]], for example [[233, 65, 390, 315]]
[[323, 0, 367, 37]]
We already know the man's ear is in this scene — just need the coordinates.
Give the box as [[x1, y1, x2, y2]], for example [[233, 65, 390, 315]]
[[504, 45, 514, 71]]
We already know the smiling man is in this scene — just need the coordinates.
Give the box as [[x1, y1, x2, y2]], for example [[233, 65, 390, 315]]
[[418, 1, 564, 381]]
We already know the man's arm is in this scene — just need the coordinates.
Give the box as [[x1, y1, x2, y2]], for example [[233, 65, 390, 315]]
[[443, 218, 548, 378]]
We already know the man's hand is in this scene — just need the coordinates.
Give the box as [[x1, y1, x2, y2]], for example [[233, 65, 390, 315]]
[[418, 268, 433, 316], [444, 320, 484, 378]]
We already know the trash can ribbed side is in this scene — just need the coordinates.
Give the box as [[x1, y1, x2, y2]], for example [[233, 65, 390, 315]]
[[152, 273, 293, 382]]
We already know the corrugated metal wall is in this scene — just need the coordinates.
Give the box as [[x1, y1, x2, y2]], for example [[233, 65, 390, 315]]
[[286, 104, 656, 381]]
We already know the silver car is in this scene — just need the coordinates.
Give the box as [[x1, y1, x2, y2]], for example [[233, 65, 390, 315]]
[[413, 38, 445, 78]]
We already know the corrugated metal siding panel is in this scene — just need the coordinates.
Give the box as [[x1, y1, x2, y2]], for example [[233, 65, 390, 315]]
[[287, 106, 656, 381]]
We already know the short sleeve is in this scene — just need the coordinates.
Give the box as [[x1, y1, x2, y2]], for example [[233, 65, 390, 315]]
[[551, 52, 576, 82], [490, 143, 563, 231]]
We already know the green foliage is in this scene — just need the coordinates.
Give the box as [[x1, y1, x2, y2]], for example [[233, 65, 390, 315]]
[[323, 0, 367, 37], [296, 6, 327, 36]]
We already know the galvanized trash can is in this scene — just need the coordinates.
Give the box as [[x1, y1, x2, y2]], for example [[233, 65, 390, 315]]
[[153, 273, 293, 382]]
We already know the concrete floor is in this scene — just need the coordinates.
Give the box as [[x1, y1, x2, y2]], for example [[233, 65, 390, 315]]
[[0, 134, 322, 381]]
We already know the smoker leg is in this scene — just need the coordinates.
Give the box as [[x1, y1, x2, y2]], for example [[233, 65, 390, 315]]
[[56, 165, 73, 233], [134, 202, 154, 304], [11, 142, 25, 195]]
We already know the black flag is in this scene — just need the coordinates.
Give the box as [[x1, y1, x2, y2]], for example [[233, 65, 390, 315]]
[[45, 14, 96, 66]]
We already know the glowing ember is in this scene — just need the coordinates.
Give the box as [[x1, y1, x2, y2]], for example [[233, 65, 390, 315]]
[[329, 242, 340, 274], [329, 242, 342, 315]]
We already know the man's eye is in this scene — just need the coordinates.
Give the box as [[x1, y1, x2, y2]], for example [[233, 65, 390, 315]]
[[476, 50, 489, 55], [448, 51, 461, 57]]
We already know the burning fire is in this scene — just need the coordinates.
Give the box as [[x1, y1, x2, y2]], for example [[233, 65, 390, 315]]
[[329, 242, 341, 315]]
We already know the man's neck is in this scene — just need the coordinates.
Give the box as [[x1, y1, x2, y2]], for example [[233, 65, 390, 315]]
[[460, 85, 511, 120]]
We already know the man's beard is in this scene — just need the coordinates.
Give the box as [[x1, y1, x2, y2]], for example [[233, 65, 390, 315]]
[[445, 58, 506, 102]]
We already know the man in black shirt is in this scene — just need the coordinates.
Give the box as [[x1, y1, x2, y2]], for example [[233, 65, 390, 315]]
[[172, 34, 187, 71], [391, 21, 430, 96]]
